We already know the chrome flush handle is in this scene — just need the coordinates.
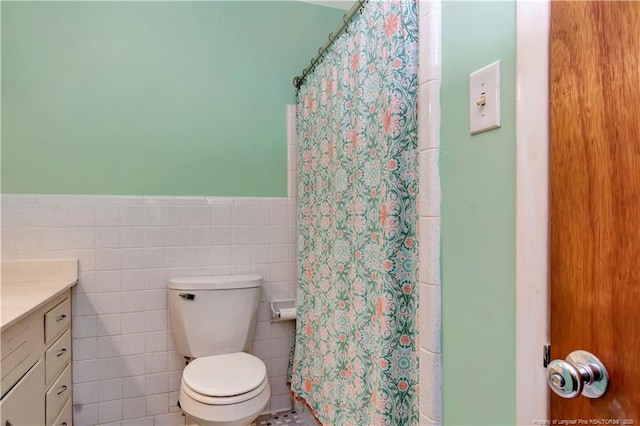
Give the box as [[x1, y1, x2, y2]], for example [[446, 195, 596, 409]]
[[546, 350, 608, 398]]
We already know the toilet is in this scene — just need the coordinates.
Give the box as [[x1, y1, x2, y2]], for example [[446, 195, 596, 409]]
[[168, 275, 270, 426]]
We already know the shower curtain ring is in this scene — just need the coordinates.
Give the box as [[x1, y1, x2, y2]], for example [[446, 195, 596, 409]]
[[342, 14, 349, 34]]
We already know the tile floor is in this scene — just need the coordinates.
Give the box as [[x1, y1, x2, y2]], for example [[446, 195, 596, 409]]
[[251, 410, 305, 426]]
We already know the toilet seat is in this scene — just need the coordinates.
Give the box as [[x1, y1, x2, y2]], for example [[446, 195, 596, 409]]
[[182, 352, 268, 405], [182, 376, 269, 405]]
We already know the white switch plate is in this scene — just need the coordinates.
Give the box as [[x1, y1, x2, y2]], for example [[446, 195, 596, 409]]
[[469, 60, 501, 135]]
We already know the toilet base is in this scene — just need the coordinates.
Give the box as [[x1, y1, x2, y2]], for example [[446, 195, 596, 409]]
[[179, 383, 270, 426], [184, 412, 258, 426]]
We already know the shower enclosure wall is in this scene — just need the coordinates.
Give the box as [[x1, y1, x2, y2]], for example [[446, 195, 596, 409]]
[[416, 1, 442, 423]]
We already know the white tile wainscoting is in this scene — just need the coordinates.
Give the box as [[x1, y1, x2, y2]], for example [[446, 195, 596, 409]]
[[1, 194, 297, 426]]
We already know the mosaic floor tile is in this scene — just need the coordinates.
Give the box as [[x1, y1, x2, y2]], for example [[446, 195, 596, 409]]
[[251, 409, 305, 426]]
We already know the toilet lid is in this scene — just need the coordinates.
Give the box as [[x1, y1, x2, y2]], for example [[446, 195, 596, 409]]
[[183, 352, 267, 397]]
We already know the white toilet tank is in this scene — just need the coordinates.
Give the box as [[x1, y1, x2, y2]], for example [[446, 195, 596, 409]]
[[168, 275, 262, 358]]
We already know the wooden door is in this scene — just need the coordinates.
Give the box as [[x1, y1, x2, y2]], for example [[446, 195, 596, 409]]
[[550, 1, 640, 420]]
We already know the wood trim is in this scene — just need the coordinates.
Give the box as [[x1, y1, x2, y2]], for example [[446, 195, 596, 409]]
[[515, 0, 550, 422]]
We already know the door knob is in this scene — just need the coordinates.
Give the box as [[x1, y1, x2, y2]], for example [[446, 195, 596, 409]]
[[546, 350, 608, 398]]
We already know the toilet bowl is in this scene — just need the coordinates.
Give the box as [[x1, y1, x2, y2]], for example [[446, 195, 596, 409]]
[[178, 352, 270, 426]]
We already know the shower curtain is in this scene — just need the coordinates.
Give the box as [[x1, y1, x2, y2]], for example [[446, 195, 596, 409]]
[[290, 1, 419, 424]]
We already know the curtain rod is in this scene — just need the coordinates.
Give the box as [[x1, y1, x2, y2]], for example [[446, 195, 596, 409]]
[[292, 0, 368, 90]]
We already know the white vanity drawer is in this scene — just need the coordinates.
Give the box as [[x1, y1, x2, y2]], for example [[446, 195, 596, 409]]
[[44, 298, 70, 344], [46, 364, 71, 425], [52, 397, 72, 426], [45, 330, 71, 384], [1, 315, 41, 398], [0, 360, 45, 426]]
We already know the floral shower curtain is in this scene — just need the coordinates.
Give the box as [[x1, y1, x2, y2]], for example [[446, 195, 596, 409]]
[[289, 0, 419, 424]]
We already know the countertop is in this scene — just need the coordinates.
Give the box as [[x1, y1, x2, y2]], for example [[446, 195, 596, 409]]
[[1, 259, 78, 332]]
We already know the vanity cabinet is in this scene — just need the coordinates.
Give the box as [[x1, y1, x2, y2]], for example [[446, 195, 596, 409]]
[[1, 291, 73, 426]]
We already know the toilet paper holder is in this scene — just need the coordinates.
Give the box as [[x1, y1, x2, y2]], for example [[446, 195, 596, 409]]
[[270, 299, 297, 322]]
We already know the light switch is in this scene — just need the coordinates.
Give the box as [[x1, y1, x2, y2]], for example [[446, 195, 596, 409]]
[[469, 60, 501, 135]]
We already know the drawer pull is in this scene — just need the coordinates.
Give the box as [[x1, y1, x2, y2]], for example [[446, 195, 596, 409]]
[[62, 423, 67, 426], [7, 421, 12, 426], [56, 385, 68, 395], [56, 314, 67, 322], [56, 348, 67, 357]]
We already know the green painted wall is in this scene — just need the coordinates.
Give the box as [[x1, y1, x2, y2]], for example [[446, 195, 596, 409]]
[[1, 1, 343, 196], [440, 2, 516, 424]]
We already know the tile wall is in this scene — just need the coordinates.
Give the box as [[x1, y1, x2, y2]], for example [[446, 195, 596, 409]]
[[418, 0, 442, 424], [1, 194, 297, 425]]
